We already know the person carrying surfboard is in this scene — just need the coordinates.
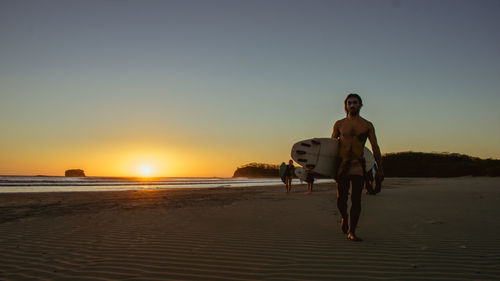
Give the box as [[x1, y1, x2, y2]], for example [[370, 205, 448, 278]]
[[285, 160, 295, 193], [305, 164, 315, 194], [332, 93, 384, 241]]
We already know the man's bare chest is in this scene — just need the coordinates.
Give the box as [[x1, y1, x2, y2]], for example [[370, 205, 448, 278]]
[[339, 124, 369, 142]]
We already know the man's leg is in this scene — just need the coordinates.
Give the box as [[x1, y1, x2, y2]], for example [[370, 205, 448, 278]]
[[348, 175, 364, 241], [336, 178, 349, 233]]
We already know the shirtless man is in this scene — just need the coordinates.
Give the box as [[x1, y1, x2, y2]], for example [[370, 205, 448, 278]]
[[332, 93, 384, 241]]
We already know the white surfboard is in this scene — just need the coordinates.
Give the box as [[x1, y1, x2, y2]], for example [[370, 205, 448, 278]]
[[294, 167, 307, 181], [291, 138, 375, 177]]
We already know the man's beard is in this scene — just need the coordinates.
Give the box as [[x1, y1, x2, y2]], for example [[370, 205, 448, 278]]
[[348, 108, 360, 116]]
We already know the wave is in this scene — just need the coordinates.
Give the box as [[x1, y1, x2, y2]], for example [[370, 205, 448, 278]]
[[0, 176, 275, 187], [0, 176, 331, 193]]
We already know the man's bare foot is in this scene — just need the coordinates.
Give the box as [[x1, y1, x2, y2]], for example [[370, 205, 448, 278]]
[[341, 218, 348, 234], [347, 232, 362, 241]]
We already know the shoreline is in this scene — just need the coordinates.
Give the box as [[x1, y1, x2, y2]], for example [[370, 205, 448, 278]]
[[0, 177, 310, 194], [1, 175, 495, 194]]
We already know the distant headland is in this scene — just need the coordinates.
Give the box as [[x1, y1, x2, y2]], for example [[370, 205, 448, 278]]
[[233, 163, 280, 178], [232, 152, 500, 178]]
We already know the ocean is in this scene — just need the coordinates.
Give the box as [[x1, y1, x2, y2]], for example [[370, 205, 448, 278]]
[[0, 176, 333, 193]]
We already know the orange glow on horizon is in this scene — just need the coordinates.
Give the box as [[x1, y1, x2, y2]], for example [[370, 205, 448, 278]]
[[0, 140, 258, 178]]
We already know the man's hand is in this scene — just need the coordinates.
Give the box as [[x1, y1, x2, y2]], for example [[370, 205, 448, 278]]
[[376, 169, 384, 182], [374, 169, 384, 194]]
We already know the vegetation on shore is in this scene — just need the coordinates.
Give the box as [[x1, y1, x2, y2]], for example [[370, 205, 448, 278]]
[[383, 152, 500, 177], [232, 163, 280, 178], [232, 152, 500, 178]]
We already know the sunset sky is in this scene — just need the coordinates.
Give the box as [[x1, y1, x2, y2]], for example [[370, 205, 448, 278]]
[[1, 0, 499, 177]]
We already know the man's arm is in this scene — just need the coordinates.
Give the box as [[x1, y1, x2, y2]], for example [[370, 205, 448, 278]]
[[332, 121, 340, 139], [368, 122, 384, 180]]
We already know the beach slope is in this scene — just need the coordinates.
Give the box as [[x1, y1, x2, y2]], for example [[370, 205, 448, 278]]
[[0, 177, 499, 280]]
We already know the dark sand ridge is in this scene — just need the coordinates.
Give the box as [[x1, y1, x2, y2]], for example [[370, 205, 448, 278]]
[[0, 177, 499, 280]]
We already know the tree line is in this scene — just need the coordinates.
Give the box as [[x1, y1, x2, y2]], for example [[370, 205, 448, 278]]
[[383, 152, 500, 177], [232, 152, 500, 178]]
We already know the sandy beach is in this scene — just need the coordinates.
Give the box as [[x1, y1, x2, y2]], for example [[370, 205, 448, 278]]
[[0, 177, 499, 280]]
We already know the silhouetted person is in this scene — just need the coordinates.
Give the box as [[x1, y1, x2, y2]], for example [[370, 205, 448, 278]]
[[332, 93, 384, 241], [305, 164, 314, 194], [285, 160, 295, 193]]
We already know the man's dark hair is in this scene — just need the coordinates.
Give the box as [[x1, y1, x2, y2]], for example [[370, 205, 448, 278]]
[[344, 93, 363, 116]]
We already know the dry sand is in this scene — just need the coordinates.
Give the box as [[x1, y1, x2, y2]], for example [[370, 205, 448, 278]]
[[0, 177, 499, 280]]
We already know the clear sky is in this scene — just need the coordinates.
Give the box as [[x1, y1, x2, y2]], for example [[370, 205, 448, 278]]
[[1, 0, 499, 177]]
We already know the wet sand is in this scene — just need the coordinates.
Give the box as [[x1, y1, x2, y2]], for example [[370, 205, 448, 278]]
[[0, 177, 499, 280]]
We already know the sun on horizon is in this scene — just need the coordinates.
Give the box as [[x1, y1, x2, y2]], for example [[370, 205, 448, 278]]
[[138, 164, 154, 178]]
